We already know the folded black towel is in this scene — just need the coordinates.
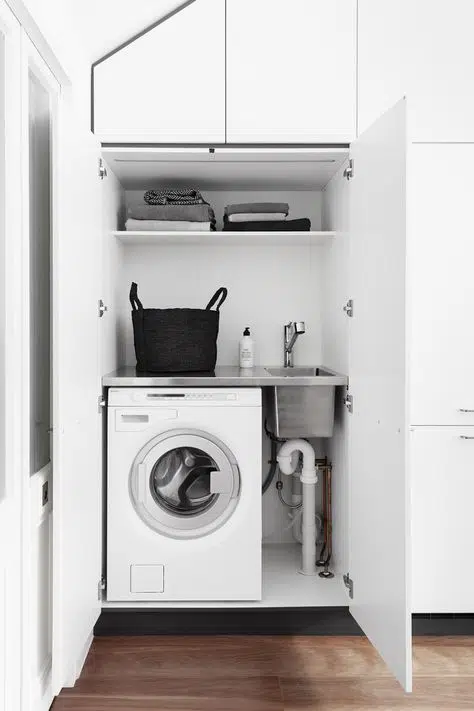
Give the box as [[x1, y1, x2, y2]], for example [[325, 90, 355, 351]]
[[144, 188, 206, 206], [223, 217, 311, 232]]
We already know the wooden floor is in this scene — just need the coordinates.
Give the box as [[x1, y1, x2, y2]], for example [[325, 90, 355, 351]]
[[52, 636, 474, 710]]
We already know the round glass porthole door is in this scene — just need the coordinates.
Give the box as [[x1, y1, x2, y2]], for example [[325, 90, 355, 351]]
[[129, 430, 240, 539]]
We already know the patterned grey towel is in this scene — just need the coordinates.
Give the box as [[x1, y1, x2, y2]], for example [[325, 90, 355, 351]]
[[144, 188, 206, 206]]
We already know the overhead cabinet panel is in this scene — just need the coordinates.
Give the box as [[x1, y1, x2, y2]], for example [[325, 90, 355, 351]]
[[408, 0, 474, 142], [226, 0, 357, 143], [358, 0, 474, 141], [357, 0, 407, 136], [93, 0, 225, 144]]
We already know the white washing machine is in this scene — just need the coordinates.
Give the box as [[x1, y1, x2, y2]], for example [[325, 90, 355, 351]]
[[107, 387, 262, 601]]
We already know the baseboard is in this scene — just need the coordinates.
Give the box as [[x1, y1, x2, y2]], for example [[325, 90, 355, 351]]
[[95, 607, 362, 635], [412, 614, 474, 636], [94, 608, 474, 637]]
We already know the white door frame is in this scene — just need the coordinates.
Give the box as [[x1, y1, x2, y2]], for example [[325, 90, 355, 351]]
[[0, 4, 23, 709], [19, 31, 61, 711]]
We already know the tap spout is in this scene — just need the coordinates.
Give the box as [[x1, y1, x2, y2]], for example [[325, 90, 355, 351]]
[[284, 321, 306, 367]]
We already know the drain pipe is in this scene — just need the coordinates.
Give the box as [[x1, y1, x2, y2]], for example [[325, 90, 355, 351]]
[[277, 439, 318, 576]]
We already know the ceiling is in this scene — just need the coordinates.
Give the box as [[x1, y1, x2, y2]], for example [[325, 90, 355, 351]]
[[68, 0, 185, 61]]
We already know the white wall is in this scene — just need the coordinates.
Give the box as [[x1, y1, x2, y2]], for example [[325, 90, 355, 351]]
[[113, 188, 328, 543], [121, 189, 323, 368]]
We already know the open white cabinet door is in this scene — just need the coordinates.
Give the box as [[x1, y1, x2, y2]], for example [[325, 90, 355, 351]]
[[347, 99, 411, 690], [52, 101, 103, 690]]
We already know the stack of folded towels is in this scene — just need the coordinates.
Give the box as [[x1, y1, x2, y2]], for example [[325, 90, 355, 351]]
[[223, 202, 311, 231], [125, 189, 216, 231]]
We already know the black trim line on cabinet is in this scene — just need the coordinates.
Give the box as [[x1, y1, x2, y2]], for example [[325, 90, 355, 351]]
[[94, 608, 474, 637], [90, 0, 197, 133], [92, 0, 197, 68]]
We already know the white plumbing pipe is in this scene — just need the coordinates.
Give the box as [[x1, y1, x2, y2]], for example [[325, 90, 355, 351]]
[[277, 439, 318, 576]]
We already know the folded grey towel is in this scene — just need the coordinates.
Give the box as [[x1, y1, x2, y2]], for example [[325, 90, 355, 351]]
[[125, 219, 212, 232], [128, 204, 215, 222], [225, 202, 289, 217]]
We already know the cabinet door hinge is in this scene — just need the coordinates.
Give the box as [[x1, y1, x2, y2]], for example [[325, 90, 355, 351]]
[[343, 299, 354, 317], [344, 393, 353, 414], [98, 395, 106, 413], [98, 158, 107, 180], [343, 573, 354, 599], [98, 576, 106, 599], [343, 158, 354, 181], [98, 299, 108, 318]]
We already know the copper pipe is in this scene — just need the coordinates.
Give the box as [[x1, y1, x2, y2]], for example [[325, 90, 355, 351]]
[[316, 459, 327, 566], [319, 461, 334, 579]]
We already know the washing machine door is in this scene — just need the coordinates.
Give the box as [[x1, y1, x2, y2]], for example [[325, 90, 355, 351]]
[[130, 429, 241, 539]]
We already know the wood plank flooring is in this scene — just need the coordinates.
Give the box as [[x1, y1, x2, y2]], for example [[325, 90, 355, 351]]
[[52, 636, 474, 710]]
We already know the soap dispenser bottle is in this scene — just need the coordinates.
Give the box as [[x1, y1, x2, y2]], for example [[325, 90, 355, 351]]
[[239, 327, 254, 369]]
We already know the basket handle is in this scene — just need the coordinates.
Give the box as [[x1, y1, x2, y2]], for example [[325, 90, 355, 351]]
[[205, 287, 228, 311], [129, 282, 143, 311]]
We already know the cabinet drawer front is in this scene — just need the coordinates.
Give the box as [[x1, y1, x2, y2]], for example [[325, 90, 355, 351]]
[[411, 428, 474, 613], [409, 144, 474, 426]]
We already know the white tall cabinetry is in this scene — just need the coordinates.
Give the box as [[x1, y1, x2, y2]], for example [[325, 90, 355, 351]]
[[409, 145, 474, 427], [358, 1, 474, 612], [408, 144, 474, 612]]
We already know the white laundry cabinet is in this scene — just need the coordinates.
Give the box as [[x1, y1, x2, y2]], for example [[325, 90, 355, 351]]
[[50, 0, 474, 700], [53, 99, 411, 691], [92, 0, 356, 144], [357, 0, 474, 613]]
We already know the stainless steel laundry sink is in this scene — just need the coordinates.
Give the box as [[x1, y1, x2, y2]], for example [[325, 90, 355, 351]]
[[264, 366, 347, 438], [265, 366, 335, 378]]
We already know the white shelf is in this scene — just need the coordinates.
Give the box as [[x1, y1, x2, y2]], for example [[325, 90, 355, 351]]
[[101, 544, 347, 609], [113, 230, 336, 247]]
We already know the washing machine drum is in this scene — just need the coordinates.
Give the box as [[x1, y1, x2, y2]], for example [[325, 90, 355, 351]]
[[129, 430, 241, 539]]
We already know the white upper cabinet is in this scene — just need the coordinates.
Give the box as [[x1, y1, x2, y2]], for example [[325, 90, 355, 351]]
[[408, 0, 474, 142], [358, 0, 474, 141], [408, 144, 474, 426], [226, 0, 357, 144], [357, 0, 406, 136], [93, 0, 225, 144]]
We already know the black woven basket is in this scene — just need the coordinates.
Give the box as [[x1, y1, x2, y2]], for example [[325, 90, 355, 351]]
[[130, 283, 228, 373]]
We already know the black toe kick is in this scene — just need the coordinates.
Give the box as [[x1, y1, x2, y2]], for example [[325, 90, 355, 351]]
[[94, 607, 362, 636], [94, 608, 474, 636]]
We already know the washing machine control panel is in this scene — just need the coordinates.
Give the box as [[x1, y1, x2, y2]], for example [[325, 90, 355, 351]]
[[108, 388, 261, 407]]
